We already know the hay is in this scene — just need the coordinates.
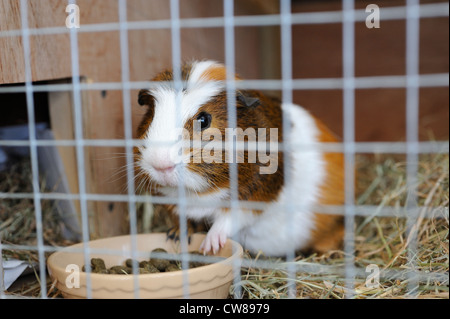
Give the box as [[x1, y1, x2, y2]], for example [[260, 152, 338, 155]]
[[234, 153, 449, 299], [1, 158, 69, 297]]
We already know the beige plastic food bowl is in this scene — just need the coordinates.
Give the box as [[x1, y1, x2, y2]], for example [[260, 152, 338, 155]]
[[47, 233, 243, 299]]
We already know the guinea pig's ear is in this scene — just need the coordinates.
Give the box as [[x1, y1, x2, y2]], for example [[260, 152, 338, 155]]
[[237, 91, 260, 108], [138, 89, 153, 106]]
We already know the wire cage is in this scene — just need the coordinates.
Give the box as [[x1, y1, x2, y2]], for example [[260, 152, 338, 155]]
[[0, 0, 448, 299]]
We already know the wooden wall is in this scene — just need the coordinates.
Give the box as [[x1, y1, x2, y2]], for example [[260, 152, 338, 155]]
[[291, 0, 449, 142]]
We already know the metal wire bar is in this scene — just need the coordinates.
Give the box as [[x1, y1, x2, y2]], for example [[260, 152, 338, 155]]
[[0, 242, 447, 285], [1, 73, 448, 95], [342, 0, 357, 298], [405, 0, 421, 297], [169, 0, 191, 299], [280, 0, 297, 299], [18, 0, 47, 298], [63, 0, 94, 299], [118, 0, 140, 299], [223, 0, 243, 299], [1, 73, 448, 96]]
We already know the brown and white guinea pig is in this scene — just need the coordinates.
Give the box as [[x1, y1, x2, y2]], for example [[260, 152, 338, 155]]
[[135, 60, 344, 256]]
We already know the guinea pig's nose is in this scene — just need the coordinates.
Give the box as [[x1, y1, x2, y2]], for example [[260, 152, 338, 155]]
[[153, 164, 176, 173]]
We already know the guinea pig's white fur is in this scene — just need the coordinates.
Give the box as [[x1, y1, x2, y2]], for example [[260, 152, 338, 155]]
[[232, 104, 325, 256], [136, 60, 338, 256]]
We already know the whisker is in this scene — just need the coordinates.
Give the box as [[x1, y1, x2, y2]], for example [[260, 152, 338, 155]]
[[91, 152, 131, 161], [106, 162, 138, 184], [135, 171, 149, 194]]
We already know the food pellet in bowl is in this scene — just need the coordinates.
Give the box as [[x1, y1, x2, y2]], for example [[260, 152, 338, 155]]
[[187, 251, 208, 269], [165, 264, 180, 272], [91, 258, 107, 270], [82, 248, 222, 275], [139, 261, 160, 273], [109, 265, 132, 275], [149, 248, 172, 271], [125, 259, 139, 268]]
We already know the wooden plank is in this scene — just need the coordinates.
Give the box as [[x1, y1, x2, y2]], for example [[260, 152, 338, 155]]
[[48, 79, 81, 218], [235, 0, 279, 15], [36, 128, 81, 241], [48, 77, 129, 238], [81, 84, 129, 238], [0, 0, 25, 84]]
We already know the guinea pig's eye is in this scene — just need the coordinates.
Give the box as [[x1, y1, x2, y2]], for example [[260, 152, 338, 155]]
[[196, 112, 212, 130]]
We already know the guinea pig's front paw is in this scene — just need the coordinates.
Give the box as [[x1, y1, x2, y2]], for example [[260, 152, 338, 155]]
[[199, 227, 227, 255]]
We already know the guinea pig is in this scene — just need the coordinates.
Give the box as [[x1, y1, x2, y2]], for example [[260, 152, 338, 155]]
[[135, 60, 344, 257]]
